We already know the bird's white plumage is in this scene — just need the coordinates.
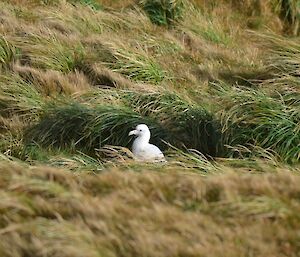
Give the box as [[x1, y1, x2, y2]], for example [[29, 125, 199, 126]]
[[128, 124, 165, 162]]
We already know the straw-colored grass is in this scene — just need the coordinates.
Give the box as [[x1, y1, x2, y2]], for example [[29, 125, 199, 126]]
[[217, 84, 300, 163], [0, 0, 299, 256], [0, 36, 19, 70], [12, 32, 86, 73], [0, 162, 299, 257], [0, 74, 44, 119]]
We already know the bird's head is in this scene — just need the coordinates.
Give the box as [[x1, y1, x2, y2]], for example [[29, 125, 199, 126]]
[[128, 124, 151, 139]]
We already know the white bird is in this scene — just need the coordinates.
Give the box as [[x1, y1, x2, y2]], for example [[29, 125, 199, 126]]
[[128, 124, 166, 162]]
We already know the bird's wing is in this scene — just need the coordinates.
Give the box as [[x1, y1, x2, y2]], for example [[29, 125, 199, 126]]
[[143, 144, 165, 161]]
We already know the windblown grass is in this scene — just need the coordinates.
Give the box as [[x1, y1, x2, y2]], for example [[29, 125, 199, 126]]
[[68, 0, 102, 10], [13, 32, 86, 73], [13, 64, 91, 95], [256, 33, 300, 93], [273, 0, 300, 35], [47, 2, 105, 34], [107, 43, 168, 84], [123, 91, 222, 156], [27, 101, 167, 154], [0, 74, 44, 119], [0, 1, 299, 256], [0, 36, 19, 70], [218, 84, 300, 163], [180, 3, 233, 46], [0, 163, 299, 257], [139, 0, 185, 26], [0, 132, 24, 159]]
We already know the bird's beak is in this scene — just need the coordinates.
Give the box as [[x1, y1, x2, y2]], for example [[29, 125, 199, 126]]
[[128, 130, 137, 136]]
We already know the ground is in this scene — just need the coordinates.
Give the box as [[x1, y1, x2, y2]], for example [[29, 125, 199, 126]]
[[0, 0, 299, 256]]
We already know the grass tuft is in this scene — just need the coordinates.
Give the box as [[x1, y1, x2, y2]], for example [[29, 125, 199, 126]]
[[123, 91, 223, 156], [256, 33, 300, 93], [139, 0, 184, 26], [107, 43, 167, 84], [218, 84, 300, 163], [26, 101, 167, 154], [166, 144, 219, 173], [13, 33, 86, 73], [180, 4, 232, 45], [49, 3, 105, 34], [0, 74, 44, 120], [68, 0, 102, 10], [0, 36, 19, 70]]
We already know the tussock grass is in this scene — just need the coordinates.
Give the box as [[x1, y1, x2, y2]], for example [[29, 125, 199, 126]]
[[0, 74, 44, 119], [273, 0, 300, 35], [26, 90, 222, 158], [166, 146, 219, 173], [218, 84, 300, 163], [0, 1, 300, 255], [0, 36, 19, 70], [139, 0, 185, 26], [94, 145, 218, 174], [13, 32, 86, 73], [180, 3, 233, 46], [107, 42, 167, 84], [27, 101, 167, 154], [256, 33, 300, 93], [80, 63, 134, 88], [11, 4, 41, 23], [123, 91, 222, 156], [68, 0, 102, 10], [48, 3, 105, 35], [13, 64, 91, 95], [0, 133, 24, 159], [0, 163, 299, 257], [49, 156, 103, 172], [0, 116, 26, 160]]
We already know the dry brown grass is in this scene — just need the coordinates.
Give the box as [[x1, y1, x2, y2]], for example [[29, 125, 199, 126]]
[[99, 0, 135, 9], [0, 162, 299, 257], [0, 0, 267, 97], [192, 0, 285, 33], [13, 64, 91, 95], [0, 0, 299, 255]]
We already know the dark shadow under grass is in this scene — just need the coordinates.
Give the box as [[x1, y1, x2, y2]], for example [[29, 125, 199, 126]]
[[139, 0, 184, 26], [26, 92, 224, 158], [122, 91, 224, 157], [26, 101, 169, 156]]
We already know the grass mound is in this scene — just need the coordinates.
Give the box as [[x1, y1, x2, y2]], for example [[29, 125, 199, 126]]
[[0, 74, 44, 119], [0, 36, 19, 70], [139, 0, 184, 26], [27, 91, 223, 157], [26, 101, 167, 154], [259, 33, 300, 93], [219, 85, 300, 163], [0, 163, 299, 257], [124, 92, 222, 156], [107, 44, 167, 84], [13, 33, 86, 73]]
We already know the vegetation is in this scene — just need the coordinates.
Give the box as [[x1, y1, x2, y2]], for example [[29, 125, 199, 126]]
[[0, 36, 19, 70], [0, 0, 299, 256], [139, 0, 185, 26]]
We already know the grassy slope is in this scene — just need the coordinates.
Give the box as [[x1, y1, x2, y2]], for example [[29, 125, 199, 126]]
[[0, 0, 299, 256], [0, 162, 300, 257]]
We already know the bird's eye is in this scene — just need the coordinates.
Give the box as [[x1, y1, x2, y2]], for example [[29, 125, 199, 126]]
[[139, 129, 142, 131]]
